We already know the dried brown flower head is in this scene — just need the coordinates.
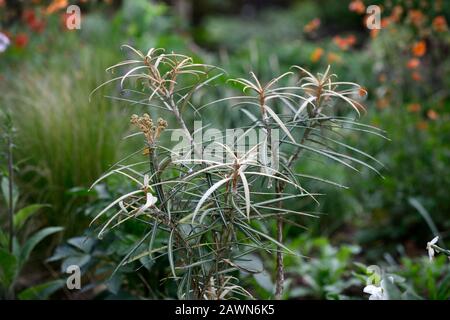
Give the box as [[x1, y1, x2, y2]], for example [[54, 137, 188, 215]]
[[130, 113, 167, 145]]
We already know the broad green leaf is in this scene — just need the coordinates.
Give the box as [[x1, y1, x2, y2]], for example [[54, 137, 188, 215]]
[[14, 204, 48, 231], [46, 245, 78, 263], [0, 249, 18, 289], [19, 227, 63, 267], [18, 279, 65, 300], [67, 236, 96, 253], [61, 254, 91, 272]]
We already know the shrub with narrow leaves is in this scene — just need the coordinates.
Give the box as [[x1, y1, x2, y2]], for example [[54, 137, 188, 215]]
[[90, 46, 384, 300]]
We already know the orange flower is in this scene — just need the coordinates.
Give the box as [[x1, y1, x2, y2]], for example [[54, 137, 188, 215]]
[[310, 48, 324, 63], [407, 103, 421, 112], [378, 73, 387, 83], [349, 0, 366, 15], [412, 41, 426, 57], [304, 18, 321, 33], [333, 36, 345, 49], [346, 34, 356, 46], [427, 109, 439, 120], [411, 71, 422, 81], [333, 35, 357, 50], [407, 58, 420, 69], [327, 52, 342, 64], [416, 121, 428, 130], [14, 33, 29, 48], [381, 18, 391, 28], [45, 0, 68, 15], [433, 16, 448, 32], [358, 87, 368, 97]]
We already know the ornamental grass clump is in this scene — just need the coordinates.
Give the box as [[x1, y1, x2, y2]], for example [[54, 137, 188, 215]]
[[90, 46, 385, 299]]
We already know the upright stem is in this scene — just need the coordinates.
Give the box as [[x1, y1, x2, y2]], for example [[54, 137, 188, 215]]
[[7, 135, 14, 253], [274, 100, 318, 299], [259, 95, 286, 300], [274, 184, 284, 300], [274, 134, 308, 300]]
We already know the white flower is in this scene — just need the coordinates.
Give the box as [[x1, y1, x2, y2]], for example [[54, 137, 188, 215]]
[[426, 236, 439, 261], [363, 284, 384, 300], [138, 192, 158, 213], [0, 32, 10, 53], [118, 174, 158, 215], [363, 276, 393, 300], [137, 174, 157, 213]]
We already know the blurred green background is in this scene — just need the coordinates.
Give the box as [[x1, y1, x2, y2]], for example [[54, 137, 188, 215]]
[[0, 0, 449, 299]]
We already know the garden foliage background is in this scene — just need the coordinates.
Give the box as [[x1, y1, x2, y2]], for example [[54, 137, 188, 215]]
[[0, 0, 449, 299]]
